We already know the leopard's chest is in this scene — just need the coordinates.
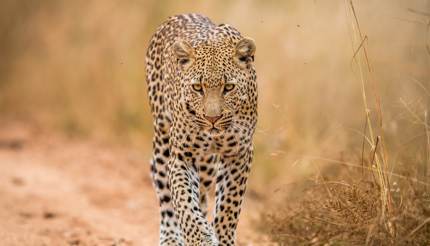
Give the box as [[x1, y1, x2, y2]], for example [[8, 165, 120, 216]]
[[184, 130, 242, 158]]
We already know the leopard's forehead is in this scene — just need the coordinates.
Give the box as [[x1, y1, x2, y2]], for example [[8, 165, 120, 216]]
[[187, 37, 241, 87], [196, 40, 233, 55], [189, 24, 243, 59], [186, 23, 242, 46]]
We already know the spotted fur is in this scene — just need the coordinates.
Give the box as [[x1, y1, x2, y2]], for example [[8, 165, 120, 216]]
[[145, 13, 257, 246]]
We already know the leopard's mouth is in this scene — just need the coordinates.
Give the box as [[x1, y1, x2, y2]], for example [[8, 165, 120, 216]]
[[207, 119, 234, 134]]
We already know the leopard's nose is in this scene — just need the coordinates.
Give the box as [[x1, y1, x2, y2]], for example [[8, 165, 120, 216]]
[[204, 115, 222, 124]]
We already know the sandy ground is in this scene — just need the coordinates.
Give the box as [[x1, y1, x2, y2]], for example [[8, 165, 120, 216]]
[[0, 122, 267, 246]]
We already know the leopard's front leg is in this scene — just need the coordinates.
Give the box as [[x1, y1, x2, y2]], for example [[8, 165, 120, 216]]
[[169, 149, 218, 245], [213, 146, 253, 245]]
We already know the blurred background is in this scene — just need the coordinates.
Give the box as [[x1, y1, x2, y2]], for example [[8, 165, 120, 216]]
[[0, 0, 429, 244]]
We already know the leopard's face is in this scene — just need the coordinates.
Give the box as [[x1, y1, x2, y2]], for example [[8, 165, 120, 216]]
[[172, 37, 256, 134]]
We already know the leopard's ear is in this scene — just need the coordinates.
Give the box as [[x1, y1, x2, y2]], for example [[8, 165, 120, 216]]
[[234, 37, 256, 69], [173, 40, 194, 70]]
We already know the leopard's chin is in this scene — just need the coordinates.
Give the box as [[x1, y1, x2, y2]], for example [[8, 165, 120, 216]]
[[205, 127, 225, 136], [209, 128, 220, 134]]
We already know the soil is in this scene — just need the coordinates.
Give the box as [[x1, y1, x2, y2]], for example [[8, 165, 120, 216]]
[[0, 121, 267, 246]]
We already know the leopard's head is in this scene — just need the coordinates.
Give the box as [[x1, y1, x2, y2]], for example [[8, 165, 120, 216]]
[[172, 35, 256, 134]]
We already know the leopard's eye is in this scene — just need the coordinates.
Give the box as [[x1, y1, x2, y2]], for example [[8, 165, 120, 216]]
[[192, 84, 203, 92], [224, 83, 235, 93], [178, 58, 190, 66]]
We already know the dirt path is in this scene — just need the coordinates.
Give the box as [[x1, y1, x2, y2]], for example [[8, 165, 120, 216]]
[[0, 122, 266, 246]]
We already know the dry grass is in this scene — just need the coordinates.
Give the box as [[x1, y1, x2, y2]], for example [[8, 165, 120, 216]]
[[259, 1, 430, 245], [261, 178, 430, 245]]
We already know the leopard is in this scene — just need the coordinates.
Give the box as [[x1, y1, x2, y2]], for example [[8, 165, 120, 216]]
[[145, 13, 257, 246]]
